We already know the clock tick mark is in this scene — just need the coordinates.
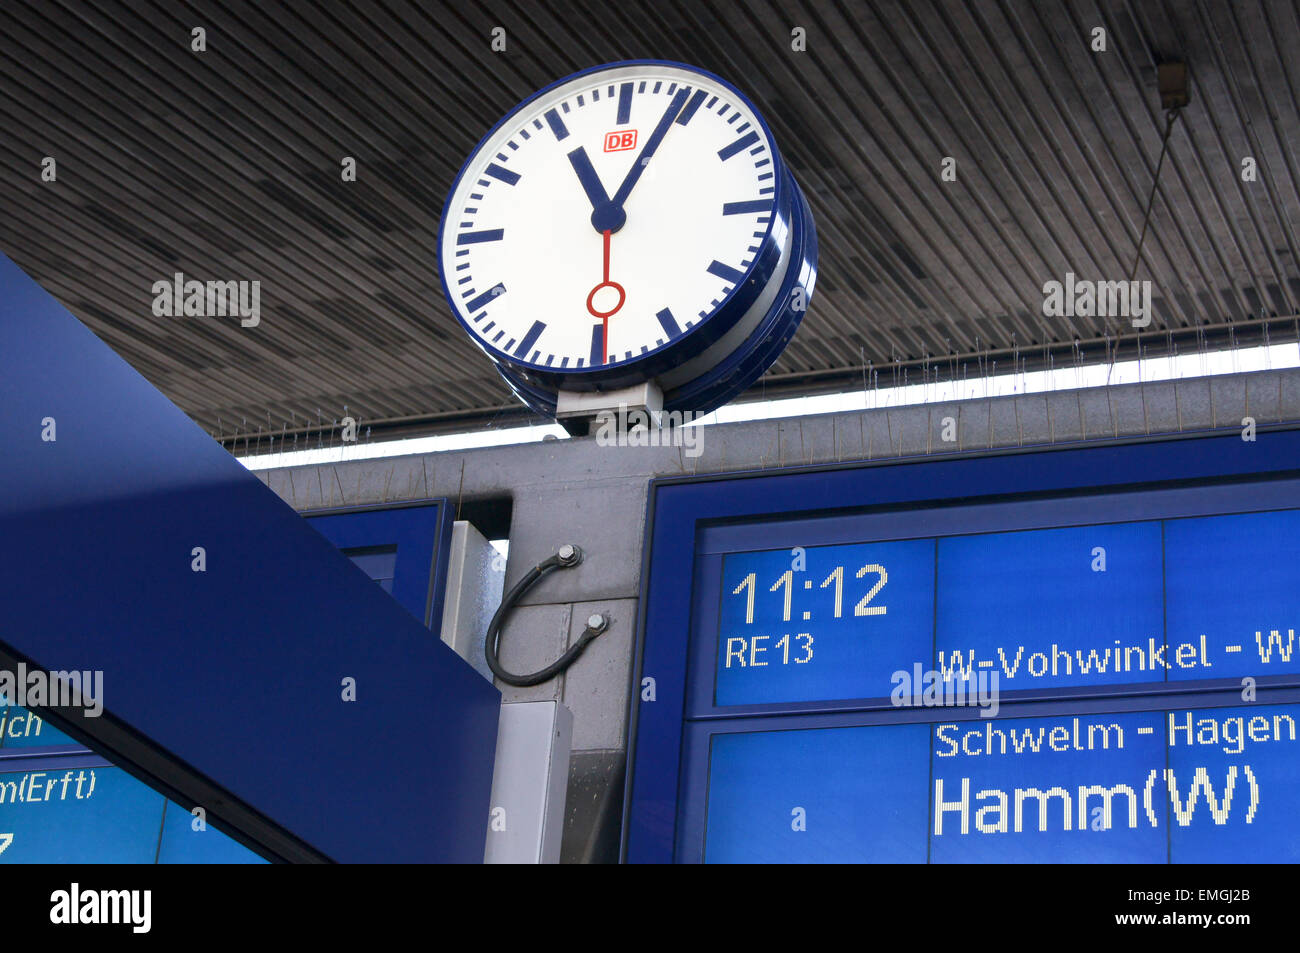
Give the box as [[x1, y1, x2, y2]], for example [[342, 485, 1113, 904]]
[[458, 229, 505, 245], [485, 163, 520, 186], [514, 320, 545, 358], [544, 108, 569, 141], [677, 89, 707, 126], [465, 285, 505, 312], [722, 199, 772, 215], [707, 260, 747, 285], [655, 307, 681, 338], [718, 131, 759, 160], [617, 82, 633, 124]]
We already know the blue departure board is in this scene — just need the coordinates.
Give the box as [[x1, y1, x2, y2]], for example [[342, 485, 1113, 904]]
[[0, 755, 265, 864], [715, 510, 1300, 706], [0, 692, 265, 862], [623, 432, 1300, 863], [704, 701, 1299, 863]]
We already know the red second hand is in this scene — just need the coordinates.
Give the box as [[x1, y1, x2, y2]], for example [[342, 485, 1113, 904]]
[[601, 229, 611, 362], [585, 228, 625, 364]]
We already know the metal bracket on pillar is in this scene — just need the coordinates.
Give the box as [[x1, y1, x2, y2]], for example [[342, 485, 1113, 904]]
[[554, 381, 664, 436]]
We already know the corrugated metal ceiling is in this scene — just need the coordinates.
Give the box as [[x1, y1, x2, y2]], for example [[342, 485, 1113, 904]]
[[2, 0, 1299, 446]]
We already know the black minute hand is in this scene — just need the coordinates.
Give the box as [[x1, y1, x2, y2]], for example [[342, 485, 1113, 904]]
[[610, 86, 692, 209]]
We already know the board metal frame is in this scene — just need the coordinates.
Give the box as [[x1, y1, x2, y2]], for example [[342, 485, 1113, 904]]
[[620, 423, 1300, 863]]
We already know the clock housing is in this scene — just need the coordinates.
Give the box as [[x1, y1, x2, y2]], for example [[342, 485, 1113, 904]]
[[438, 60, 817, 417]]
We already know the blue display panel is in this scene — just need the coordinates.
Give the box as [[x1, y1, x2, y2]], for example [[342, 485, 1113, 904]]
[[1, 502, 453, 864], [0, 697, 76, 748], [305, 502, 455, 629], [1164, 511, 1300, 682], [713, 510, 1300, 707], [623, 428, 1300, 863], [0, 759, 264, 864], [705, 723, 931, 862], [717, 540, 934, 705], [703, 700, 1299, 863]]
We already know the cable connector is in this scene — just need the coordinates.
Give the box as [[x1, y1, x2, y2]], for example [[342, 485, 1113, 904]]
[[485, 544, 606, 686]]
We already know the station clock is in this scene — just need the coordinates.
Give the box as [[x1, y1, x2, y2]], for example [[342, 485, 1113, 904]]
[[439, 59, 817, 417]]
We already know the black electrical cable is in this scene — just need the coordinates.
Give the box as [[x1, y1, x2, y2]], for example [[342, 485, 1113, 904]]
[[1129, 108, 1182, 286], [485, 545, 608, 686], [1108, 105, 1184, 385]]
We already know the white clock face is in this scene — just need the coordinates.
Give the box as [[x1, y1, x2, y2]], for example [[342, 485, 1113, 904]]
[[440, 62, 781, 372]]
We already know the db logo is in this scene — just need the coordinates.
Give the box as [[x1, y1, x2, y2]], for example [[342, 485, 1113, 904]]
[[604, 130, 638, 152]]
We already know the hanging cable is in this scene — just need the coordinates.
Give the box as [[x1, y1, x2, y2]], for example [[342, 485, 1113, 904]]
[[1129, 108, 1182, 285], [485, 544, 609, 686], [1109, 104, 1185, 385]]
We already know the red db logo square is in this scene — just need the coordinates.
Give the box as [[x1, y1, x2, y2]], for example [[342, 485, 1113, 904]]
[[604, 130, 638, 152]]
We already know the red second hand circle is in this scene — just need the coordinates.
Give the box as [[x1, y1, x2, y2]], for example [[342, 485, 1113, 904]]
[[585, 281, 625, 319], [585, 229, 625, 361]]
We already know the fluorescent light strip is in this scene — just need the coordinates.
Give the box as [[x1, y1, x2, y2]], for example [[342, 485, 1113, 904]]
[[238, 342, 1300, 471]]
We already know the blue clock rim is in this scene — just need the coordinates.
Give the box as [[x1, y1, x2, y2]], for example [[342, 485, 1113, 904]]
[[436, 58, 789, 378]]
